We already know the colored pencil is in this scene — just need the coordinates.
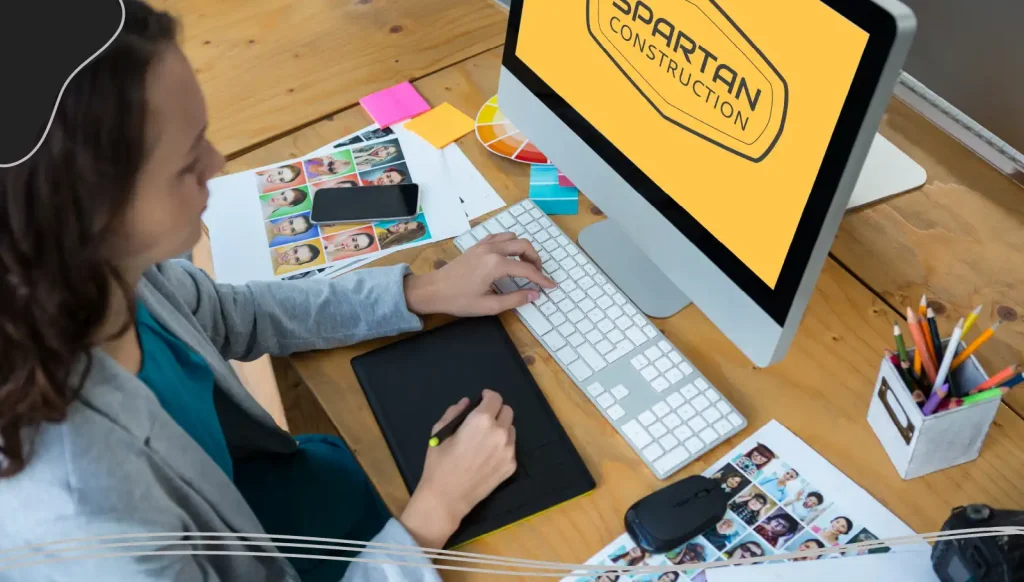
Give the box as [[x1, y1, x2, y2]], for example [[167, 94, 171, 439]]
[[920, 296, 937, 364], [968, 365, 1019, 395], [951, 321, 1002, 371], [925, 308, 941, 366], [962, 304, 983, 337], [999, 372, 1024, 389], [888, 350, 925, 403], [893, 321, 910, 364], [961, 386, 1009, 406], [922, 383, 950, 416], [907, 307, 938, 383], [932, 318, 964, 393]]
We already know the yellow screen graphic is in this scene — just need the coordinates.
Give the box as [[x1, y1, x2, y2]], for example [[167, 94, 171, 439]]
[[516, 0, 869, 288]]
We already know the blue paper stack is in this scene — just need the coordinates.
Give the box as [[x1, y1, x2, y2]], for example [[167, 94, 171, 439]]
[[529, 164, 579, 215]]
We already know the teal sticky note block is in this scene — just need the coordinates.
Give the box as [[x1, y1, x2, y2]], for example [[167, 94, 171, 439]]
[[530, 164, 559, 184], [533, 198, 579, 215], [530, 180, 579, 215]]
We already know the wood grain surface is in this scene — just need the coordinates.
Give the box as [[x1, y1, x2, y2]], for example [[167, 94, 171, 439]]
[[225, 48, 1024, 580], [834, 98, 1024, 415], [152, 0, 508, 158]]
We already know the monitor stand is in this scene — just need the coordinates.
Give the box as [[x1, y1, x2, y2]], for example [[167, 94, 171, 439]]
[[578, 133, 927, 319]]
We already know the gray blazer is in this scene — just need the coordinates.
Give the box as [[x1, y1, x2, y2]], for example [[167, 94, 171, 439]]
[[0, 260, 442, 582]]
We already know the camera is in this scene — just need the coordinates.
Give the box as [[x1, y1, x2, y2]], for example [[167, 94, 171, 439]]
[[932, 505, 1024, 581]]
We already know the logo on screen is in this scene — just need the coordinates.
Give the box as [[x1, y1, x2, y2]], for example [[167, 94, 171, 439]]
[[587, 0, 788, 162]]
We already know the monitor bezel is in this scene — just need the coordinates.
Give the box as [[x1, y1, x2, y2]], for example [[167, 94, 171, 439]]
[[502, 0, 898, 325]]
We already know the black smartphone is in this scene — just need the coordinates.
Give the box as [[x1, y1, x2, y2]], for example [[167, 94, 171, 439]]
[[310, 184, 420, 224]]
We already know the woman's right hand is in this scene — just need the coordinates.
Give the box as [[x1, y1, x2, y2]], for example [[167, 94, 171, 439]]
[[399, 389, 517, 549]]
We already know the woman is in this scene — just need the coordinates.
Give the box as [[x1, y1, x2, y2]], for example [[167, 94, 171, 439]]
[[353, 144, 400, 171], [753, 513, 799, 549], [724, 541, 765, 561], [609, 546, 648, 567], [262, 187, 308, 219], [757, 466, 799, 501], [594, 573, 620, 582], [811, 516, 854, 546], [363, 166, 409, 186], [0, 3, 556, 581], [257, 163, 304, 193], [711, 469, 747, 494], [734, 443, 775, 479], [377, 220, 427, 249], [666, 542, 705, 566], [324, 231, 376, 256], [704, 518, 741, 550], [729, 491, 770, 526], [784, 489, 827, 523], [657, 572, 681, 582], [266, 214, 316, 246], [271, 243, 323, 273], [792, 538, 826, 561], [305, 154, 351, 181]]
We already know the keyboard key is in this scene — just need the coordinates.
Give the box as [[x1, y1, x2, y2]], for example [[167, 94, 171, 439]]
[[587, 310, 605, 324], [543, 239, 560, 252], [654, 447, 690, 474], [637, 411, 657, 426], [543, 330, 566, 351], [666, 393, 685, 408], [456, 232, 478, 249], [666, 368, 685, 385], [681, 383, 699, 399], [584, 264, 597, 275], [510, 224, 526, 236], [615, 316, 632, 330], [585, 330, 603, 344], [484, 218, 504, 234], [556, 236, 571, 246], [624, 304, 638, 316], [685, 437, 704, 454], [596, 295, 614, 309], [642, 443, 665, 461], [517, 303, 552, 335], [626, 327, 648, 346], [606, 346, 629, 363], [663, 412, 682, 429], [706, 391, 722, 404], [644, 326, 658, 338], [633, 315, 648, 328], [688, 417, 709, 432], [649, 422, 668, 438], [595, 274, 607, 285], [494, 277, 518, 294], [595, 340, 614, 355], [538, 250, 550, 262], [699, 427, 719, 445], [538, 216, 552, 227], [695, 378, 710, 390], [611, 385, 629, 399], [556, 322, 574, 337], [659, 434, 679, 450], [578, 299, 596, 313], [679, 362, 694, 375], [510, 204, 525, 216], [567, 309, 585, 323], [550, 309, 569, 326], [597, 319, 615, 333], [519, 212, 535, 226], [652, 401, 671, 417], [692, 395, 711, 412], [576, 319, 595, 334], [579, 277, 595, 290], [621, 420, 653, 449], [567, 360, 592, 381], [678, 404, 697, 420], [631, 355, 649, 369], [521, 200, 535, 210], [569, 289, 587, 302], [471, 224, 490, 239], [654, 341, 669, 353], [574, 255, 588, 266], [555, 298, 573, 312], [607, 404, 625, 421], [551, 247, 568, 261], [596, 393, 615, 409], [540, 302, 558, 316], [566, 245, 579, 255], [561, 280, 578, 293], [715, 401, 731, 415], [673, 425, 694, 441], [702, 408, 722, 424], [588, 286, 605, 300], [545, 289, 564, 303], [669, 352, 683, 365], [586, 382, 605, 396], [534, 294, 549, 306], [526, 222, 542, 235], [651, 377, 670, 392], [606, 329, 625, 344], [551, 269, 568, 283], [533, 231, 551, 245], [644, 346, 662, 361], [496, 212, 515, 227], [606, 306, 624, 320], [556, 346, 578, 365], [613, 293, 627, 305], [547, 226, 560, 238], [577, 343, 607, 371], [529, 208, 544, 220], [714, 419, 734, 435], [655, 357, 673, 373], [568, 266, 585, 280], [567, 333, 585, 347], [641, 366, 659, 381], [728, 413, 743, 427]]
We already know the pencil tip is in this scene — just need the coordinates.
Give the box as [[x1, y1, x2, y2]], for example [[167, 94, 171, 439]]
[[920, 294, 927, 305], [927, 307, 935, 317], [972, 305, 984, 315]]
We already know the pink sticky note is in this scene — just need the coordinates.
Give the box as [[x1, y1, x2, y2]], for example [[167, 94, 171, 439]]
[[557, 172, 575, 187], [359, 81, 431, 128]]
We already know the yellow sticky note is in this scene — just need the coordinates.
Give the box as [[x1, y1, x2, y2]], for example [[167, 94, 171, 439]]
[[404, 102, 475, 149]]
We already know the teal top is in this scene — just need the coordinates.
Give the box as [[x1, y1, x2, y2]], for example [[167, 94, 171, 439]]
[[136, 302, 234, 479]]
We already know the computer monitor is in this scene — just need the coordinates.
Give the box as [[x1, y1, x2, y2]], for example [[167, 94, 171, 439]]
[[500, 0, 916, 366]]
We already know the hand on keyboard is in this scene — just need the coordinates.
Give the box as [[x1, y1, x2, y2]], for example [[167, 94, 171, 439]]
[[404, 232, 556, 317]]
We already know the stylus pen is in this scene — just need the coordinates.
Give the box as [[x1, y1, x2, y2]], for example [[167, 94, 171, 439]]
[[428, 396, 483, 447]]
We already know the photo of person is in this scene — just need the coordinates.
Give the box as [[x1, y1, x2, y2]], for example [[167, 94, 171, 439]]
[[359, 162, 410, 186], [722, 532, 774, 563], [375, 215, 429, 250], [333, 135, 364, 148], [654, 572, 682, 582], [753, 507, 803, 550], [260, 187, 312, 220], [843, 528, 890, 556], [783, 488, 831, 524], [322, 224, 380, 262], [360, 127, 394, 141], [609, 545, 649, 567], [702, 514, 747, 551], [810, 510, 856, 546], [281, 267, 329, 281], [785, 531, 828, 561], [710, 463, 751, 496], [309, 174, 361, 192], [255, 162, 306, 194], [728, 486, 777, 526], [756, 463, 803, 502], [303, 151, 355, 182], [666, 537, 717, 576], [593, 572, 620, 582], [352, 139, 403, 171], [269, 240, 326, 275], [732, 443, 776, 480], [265, 211, 319, 247]]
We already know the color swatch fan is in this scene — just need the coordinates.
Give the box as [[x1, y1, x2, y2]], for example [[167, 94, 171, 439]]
[[475, 95, 550, 164]]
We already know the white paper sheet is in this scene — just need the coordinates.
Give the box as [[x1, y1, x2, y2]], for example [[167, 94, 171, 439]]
[[563, 420, 931, 582], [704, 552, 937, 582], [441, 141, 506, 220]]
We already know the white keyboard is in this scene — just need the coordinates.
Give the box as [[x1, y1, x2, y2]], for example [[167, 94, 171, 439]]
[[454, 200, 747, 479]]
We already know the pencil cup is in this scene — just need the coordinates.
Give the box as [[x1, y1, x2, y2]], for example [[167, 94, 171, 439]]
[[867, 339, 997, 480]]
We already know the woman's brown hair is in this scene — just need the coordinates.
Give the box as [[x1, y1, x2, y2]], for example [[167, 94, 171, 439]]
[[0, 0, 176, 476]]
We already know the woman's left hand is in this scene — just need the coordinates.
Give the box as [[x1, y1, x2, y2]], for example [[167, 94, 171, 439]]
[[404, 232, 556, 317]]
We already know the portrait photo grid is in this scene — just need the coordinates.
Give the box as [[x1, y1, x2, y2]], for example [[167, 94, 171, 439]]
[[565, 421, 913, 582], [255, 127, 433, 279]]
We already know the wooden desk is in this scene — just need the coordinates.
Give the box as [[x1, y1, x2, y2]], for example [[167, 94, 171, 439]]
[[833, 100, 1024, 416], [225, 48, 1024, 580]]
